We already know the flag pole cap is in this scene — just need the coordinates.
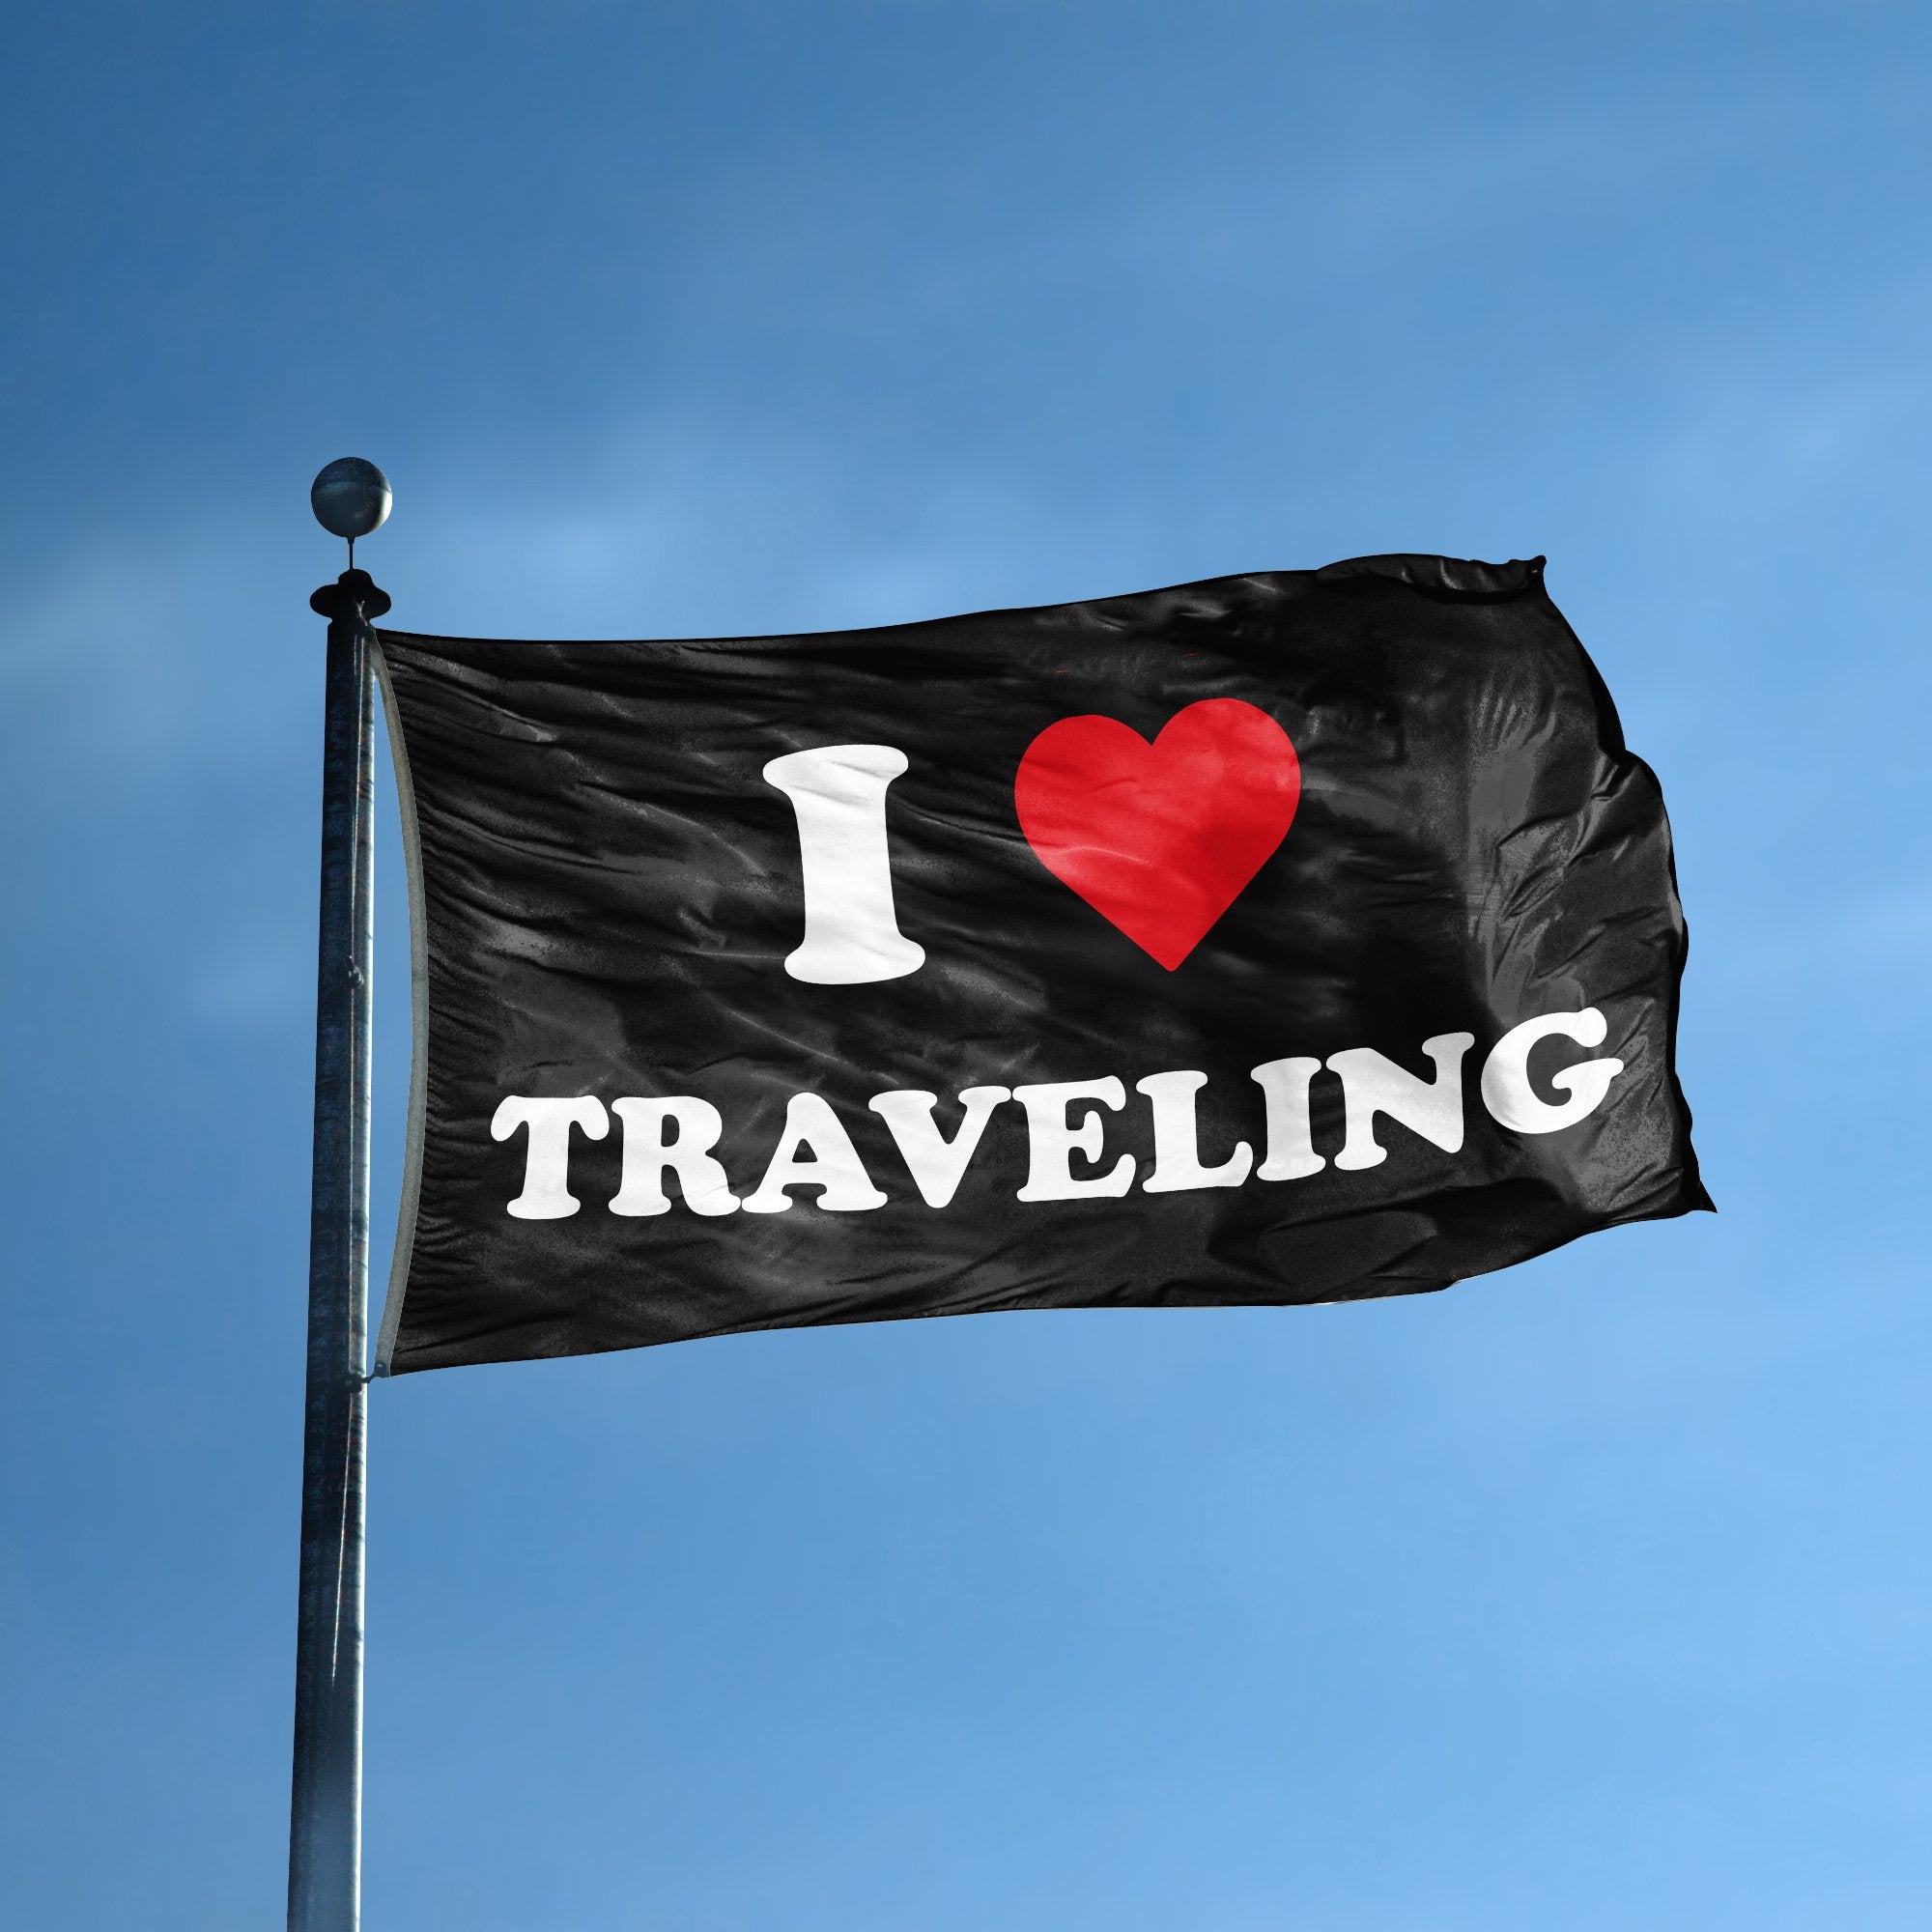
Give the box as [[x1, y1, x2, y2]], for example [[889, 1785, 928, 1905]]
[[310, 457, 392, 541], [310, 570, 391, 622]]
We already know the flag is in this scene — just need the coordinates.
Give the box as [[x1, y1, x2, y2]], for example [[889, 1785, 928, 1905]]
[[371, 554, 1707, 1375]]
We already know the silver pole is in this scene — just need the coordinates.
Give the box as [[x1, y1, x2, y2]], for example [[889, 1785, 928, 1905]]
[[288, 560, 388, 1931]]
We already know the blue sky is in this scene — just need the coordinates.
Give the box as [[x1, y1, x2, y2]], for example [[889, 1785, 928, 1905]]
[[5, 3, 1931, 1926]]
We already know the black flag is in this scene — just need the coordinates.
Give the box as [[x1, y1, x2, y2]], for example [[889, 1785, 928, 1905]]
[[371, 554, 1706, 1375]]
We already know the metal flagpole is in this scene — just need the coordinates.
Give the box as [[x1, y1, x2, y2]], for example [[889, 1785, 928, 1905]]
[[290, 461, 392, 1932]]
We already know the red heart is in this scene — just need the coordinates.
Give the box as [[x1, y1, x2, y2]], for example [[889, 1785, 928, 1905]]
[[1014, 698, 1301, 970]]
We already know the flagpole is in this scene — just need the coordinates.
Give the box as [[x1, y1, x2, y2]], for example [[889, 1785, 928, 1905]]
[[290, 463, 392, 1932]]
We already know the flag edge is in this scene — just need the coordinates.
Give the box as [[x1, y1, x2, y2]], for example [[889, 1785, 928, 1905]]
[[371, 635, 431, 1378]]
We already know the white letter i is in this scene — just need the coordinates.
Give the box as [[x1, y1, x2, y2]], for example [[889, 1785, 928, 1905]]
[[763, 745, 926, 984]]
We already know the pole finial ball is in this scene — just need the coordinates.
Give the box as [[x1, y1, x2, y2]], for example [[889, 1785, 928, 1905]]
[[310, 458, 392, 541]]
